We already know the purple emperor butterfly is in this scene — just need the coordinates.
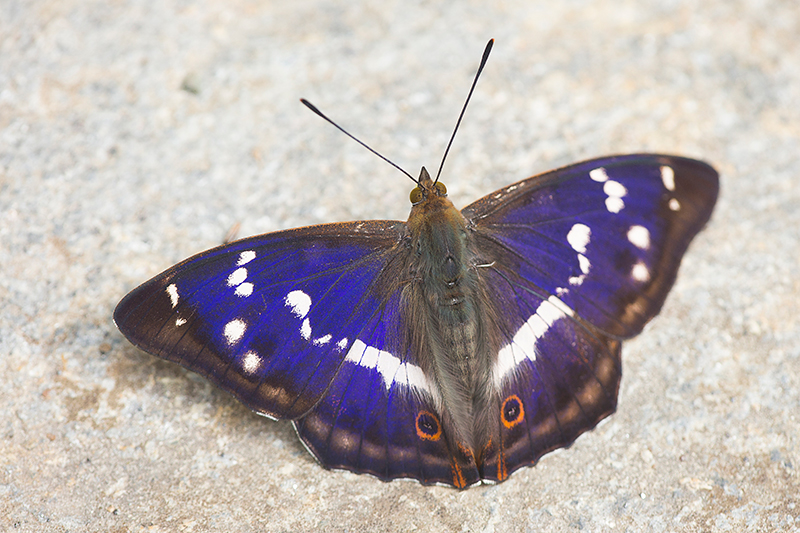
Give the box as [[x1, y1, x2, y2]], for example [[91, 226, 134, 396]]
[[115, 40, 718, 488]]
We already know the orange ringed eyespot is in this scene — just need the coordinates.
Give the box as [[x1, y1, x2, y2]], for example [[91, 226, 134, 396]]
[[415, 410, 442, 441], [501, 394, 524, 429]]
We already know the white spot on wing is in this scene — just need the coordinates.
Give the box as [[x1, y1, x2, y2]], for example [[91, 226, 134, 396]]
[[632, 262, 650, 282], [242, 351, 261, 374], [669, 198, 681, 211], [300, 318, 311, 340], [227, 267, 247, 287], [661, 166, 676, 191], [567, 223, 591, 253], [285, 290, 311, 318], [603, 180, 627, 213], [237, 250, 256, 266], [166, 284, 179, 309], [344, 339, 431, 392], [545, 295, 575, 318], [494, 296, 575, 387], [337, 338, 349, 351], [589, 168, 609, 182], [224, 319, 246, 345], [313, 334, 332, 346], [578, 253, 591, 275], [175, 317, 187, 327], [604, 180, 627, 197], [605, 197, 624, 213], [395, 363, 431, 393], [566, 225, 591, 285], [627, 225, 651, 250], [235, 282, 254, 297]]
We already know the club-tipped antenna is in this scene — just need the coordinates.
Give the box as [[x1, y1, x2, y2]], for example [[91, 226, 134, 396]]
[[434, 39, 494, 184], [300, 98, 417, 184]]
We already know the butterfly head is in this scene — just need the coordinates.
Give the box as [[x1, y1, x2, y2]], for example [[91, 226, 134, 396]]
[[410, 167, 448, 205]]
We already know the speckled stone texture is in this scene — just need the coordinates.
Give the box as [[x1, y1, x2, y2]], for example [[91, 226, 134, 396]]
[[1, 1, 798, 531]]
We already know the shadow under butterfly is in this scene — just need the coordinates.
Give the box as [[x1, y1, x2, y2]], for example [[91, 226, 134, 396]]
[[114, 40, 719, 488]]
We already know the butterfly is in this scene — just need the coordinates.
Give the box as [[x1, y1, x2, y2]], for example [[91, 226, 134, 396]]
[[114, 40, 719, 488]]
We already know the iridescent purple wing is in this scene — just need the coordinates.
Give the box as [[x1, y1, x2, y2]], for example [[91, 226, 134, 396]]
[[464, 154, 718, 480], [114, 221, 408, 421], [478, 266, 622, 483], [466, 154, 719, 338], [115, 219, 480, 486], [294, 288, 481, 488]]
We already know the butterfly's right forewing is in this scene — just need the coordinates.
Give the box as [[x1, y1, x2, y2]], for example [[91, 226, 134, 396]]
[[466, 154, 719, 339]]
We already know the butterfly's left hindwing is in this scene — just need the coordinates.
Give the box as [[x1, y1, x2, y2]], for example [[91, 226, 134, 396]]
[[294, 287, 481, 487], [114, 220, 407, 420]]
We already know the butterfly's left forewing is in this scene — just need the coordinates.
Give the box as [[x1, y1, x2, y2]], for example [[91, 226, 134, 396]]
[[114, 220, 408, 420]]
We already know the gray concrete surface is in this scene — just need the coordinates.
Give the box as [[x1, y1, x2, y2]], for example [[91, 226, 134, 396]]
[[1, 0, 798, 531]]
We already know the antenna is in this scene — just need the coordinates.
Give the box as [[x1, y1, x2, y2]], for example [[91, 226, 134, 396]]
[[300, 98, 417, 184], [434, 39, 494, 184], [301, 39, 495, 188]]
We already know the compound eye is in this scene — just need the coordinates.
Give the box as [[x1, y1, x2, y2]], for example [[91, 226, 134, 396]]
[[434, 182, 447, 195], [410, 187, 424, 204]]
